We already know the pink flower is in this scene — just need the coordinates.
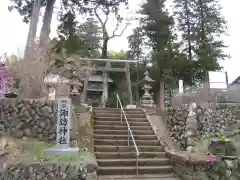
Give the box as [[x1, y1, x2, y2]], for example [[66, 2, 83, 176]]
[[206, 156, 217, 164]]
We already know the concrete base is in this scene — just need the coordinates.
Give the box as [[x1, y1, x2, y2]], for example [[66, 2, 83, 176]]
[[126, 104, 136, 109], [44, 146, 79, 156]]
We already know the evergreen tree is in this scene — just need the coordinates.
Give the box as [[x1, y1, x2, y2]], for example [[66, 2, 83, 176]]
[[173, 0, 228, 82], [52, 13, 101, 56], [140, 0, 174, 111], [193, 0, 228, 79], [128, 27, 144, 60], [173, 0, 195, 61]]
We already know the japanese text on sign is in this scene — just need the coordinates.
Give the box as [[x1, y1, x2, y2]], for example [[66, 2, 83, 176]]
[[56, 98, 71, 146]]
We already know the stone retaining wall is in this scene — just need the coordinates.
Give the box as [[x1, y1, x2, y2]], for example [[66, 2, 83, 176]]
[[165, 148, 240, 180], [0, 99, 76, 143], [0, 161, 97, 180], [166, 106, 240, 148]]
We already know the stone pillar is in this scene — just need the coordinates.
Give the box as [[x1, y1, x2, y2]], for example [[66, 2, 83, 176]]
[[82, 60, 91, 103], [101, 62, 110, 106], [125, 62, 133, 104]]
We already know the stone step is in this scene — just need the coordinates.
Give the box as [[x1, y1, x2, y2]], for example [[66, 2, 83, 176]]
[[94, 108, 142, 112], [94, 134, 157, 141], [95, 152, 166, 159], [94, 111, 144, 115], [94, 120, 150, 127], [98, 165, 173, 175], [98, 174, 179, 180], [94, 139, 160, 146], [95, 145, 164, 152], [94, 115, 146, 119], [93, 108, 176, 178], [94, 125, 152, 131], [98, 158, 170, 167], [94, 129, 155, 135]]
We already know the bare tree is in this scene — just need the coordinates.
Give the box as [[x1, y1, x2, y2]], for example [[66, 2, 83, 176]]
[[90, 1, 129, 106], [93, 4, 129, 58]]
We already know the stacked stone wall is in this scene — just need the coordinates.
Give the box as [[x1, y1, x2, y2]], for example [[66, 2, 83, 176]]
[[165, 147, 240, 180], [165, 105, 240, 148], [0, 162, 97, 180], [0, 99, 76, 143]]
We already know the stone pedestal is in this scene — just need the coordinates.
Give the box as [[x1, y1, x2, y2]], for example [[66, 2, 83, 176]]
[[208, 139, 236, 156], [126, 104, 136, 108], [45, 145, 79, 156]]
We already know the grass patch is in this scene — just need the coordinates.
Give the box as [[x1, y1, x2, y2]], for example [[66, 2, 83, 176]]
[[194, 137, 211, 153], [232, 135, 240, 155], [3, 137, 90, 164], [232, 135, 240, 142], [31, 146, 89, 163], [26, 141, 90, 163]]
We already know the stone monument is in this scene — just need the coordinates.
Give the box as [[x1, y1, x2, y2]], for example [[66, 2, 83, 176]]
[[45, 98, 79, 156], [140, 71, 155, 107], [0, 62, 10, 98]]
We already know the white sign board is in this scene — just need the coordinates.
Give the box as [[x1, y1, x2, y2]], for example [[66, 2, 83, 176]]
[[208, 71, 227, 89], [56, 98, 71, 147], [179, 80, 184, 94]]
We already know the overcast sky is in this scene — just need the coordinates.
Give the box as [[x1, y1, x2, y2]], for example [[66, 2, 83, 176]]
[[0, 0, 239, 83]]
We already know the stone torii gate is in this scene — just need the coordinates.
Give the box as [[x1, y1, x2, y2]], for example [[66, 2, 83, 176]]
[[80, 58, 137, 106]]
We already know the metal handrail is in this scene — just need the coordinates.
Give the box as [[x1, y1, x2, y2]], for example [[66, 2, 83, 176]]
[[116, 93, 139, 175]]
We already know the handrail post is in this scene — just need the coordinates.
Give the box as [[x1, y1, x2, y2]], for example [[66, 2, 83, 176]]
[[120, 109, 123, 123], [136, 156, 139, 175], [128, 127, 130, 146]]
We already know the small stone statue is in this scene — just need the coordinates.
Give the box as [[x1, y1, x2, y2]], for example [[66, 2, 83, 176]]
[[186, 102, 198, 133], [185, 102, 198, 149]]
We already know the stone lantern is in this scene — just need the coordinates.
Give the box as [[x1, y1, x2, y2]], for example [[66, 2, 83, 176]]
[[69, 79, 83, 106], [140, 71, 155, 107], [69, 78, 82, 97]]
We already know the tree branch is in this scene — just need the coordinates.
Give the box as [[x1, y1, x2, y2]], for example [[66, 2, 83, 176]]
[[94, 5, 103, 26], [93, 4, 109, 37], [109, 23, 129, 39], [102, 6, 110, 27]]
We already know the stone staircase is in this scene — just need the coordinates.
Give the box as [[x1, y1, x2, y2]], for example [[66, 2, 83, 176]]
[[93, 107, 179, 179]]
